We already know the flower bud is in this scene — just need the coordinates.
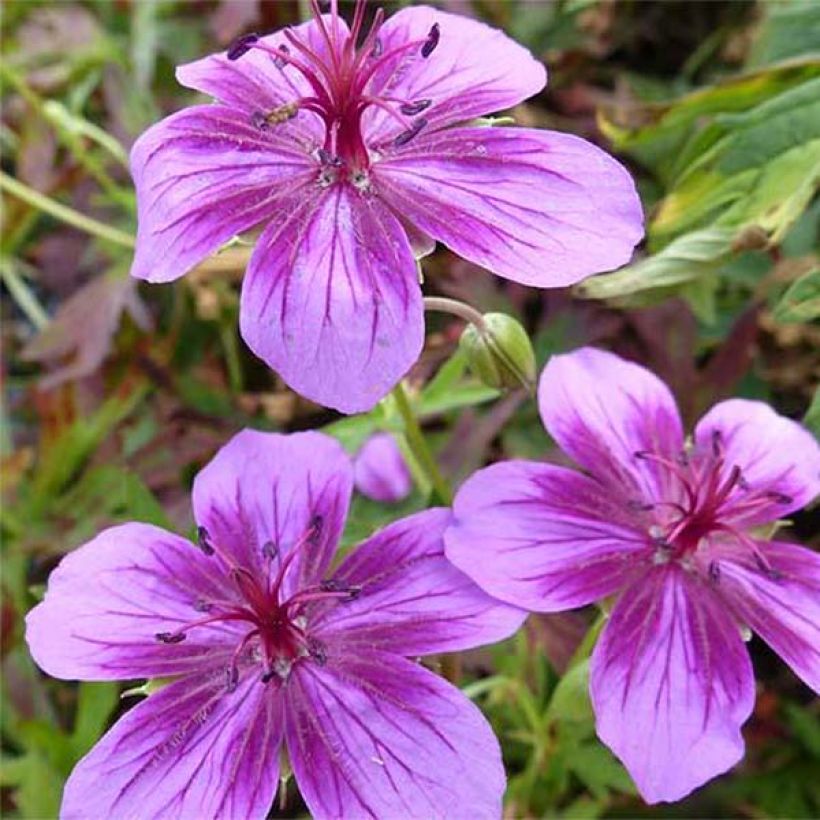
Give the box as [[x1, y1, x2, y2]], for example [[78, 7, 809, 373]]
[[458, 312, 536, 391]]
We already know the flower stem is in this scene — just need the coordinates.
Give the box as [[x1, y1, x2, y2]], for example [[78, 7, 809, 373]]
[[391, 380, 453, 505], [0, 171, 136, 250], [423, 296, 486, 329]]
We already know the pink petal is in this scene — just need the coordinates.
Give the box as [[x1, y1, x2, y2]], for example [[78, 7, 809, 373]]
[[25, 523, 239, 681], [192, 430, 352, 599], [315, 508, 525, 654], [716, 540, 820, 693], [362, 6, 545, 143], [240, 184, 423, 414], [177, 15, 346, 143], [285, 652, 505, 819], [445, 461, 650, 612], [61, 669, 283, 819], [591, 567, 754, 804], [129, 105, 314, 284], [374, 127, 643, 287], [539, 347, 685, 503], [354, 432, 413, 503], [694, 399, 820, 526]]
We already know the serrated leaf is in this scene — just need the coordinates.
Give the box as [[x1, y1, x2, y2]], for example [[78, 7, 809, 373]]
[[773, 268, 820, 323], [577, 227, 735, 300]]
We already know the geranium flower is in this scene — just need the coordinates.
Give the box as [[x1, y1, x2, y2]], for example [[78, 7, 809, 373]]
[[27, 430, 525, 818], [445, 347, 820, 803], [354, 431, 413, 502], [129, 0, 643, 413]]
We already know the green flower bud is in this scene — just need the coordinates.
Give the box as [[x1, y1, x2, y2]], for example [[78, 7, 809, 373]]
[[458, 312, 536, 392]]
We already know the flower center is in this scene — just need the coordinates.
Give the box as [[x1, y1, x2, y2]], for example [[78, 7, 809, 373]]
[[228, 0, 440, 172], [154, 516, 360, 691], [632, 431, 792, 573]]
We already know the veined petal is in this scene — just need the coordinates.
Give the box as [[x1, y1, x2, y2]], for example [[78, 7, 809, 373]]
[[240, 184, 423, 414], [362, 6, 545, 143], [25, 523, 238, 681], [62, 669, 283, 820], [285, 652, 505, 819], [445, 461, 650, 612], [694, 399, 820, 526], [130, 105, 315, 284], [192, 430, 352, 597], [591, 567, 754, 804], [716, 540, 820, 693], [177, 15, 346, 143], [315, 508, 525, 654], [539, 347, 685, 503], [374, 127, 643, 287], [354, 432, 413, 503]]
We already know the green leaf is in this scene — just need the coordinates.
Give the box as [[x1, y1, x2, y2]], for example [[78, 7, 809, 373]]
[[576, 227, 735, 300], [803, 386, 820, 438], [651, 78, 820, 246], [599, 60, 820, 182], [773, 268, 820, 323], [0, 751, 64, 819], [568, 742, 637, 798], [70, 682, 119, 758], [548, 660, 593, 724], [748, 1, 820, 68]]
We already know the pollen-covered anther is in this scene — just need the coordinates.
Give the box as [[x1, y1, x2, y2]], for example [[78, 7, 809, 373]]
[[250, 102, 299, 130]]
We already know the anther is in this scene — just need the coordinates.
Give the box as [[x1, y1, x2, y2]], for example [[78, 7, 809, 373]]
[[393, 117, 428, 147], [371, 38, 383, 58], [226, 666, 239, 693], [227, 33, 259, 61], [320, 579, 362, 600], [317, 148, 344, 167], [308, 638, 328, 666], [400, 99, 433, 116], [196, 526, 215, 556], [766, 490, 793, 504], [627, 500, 654, 512], [307, 514, 324, 545], [262, 541, 277, 560], [708, 562, 720, 584], [251, 110, 270, 130], [155, 631, 186, 644], [421, 23, 440, 58], [193, 598, 212, 612], [634, 450, 649, 460], [274, 44, 289, 69], [711, 430, 723, 458]]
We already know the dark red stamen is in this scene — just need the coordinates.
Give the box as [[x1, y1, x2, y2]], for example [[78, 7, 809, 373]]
[[394, 117, 428, 147]]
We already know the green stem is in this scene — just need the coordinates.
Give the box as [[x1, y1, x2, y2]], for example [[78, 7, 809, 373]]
[[391, 381, 453, 505], [0, 259, 49, 329], [219, 321, 243, 394], [0, 171, 135, 249]]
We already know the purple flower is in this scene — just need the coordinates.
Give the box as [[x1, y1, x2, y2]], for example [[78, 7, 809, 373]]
[[446, 347, 820, 804], [26, 430, 525, 818], [354, 432, 413, 502], [129, 0, 643, 413]]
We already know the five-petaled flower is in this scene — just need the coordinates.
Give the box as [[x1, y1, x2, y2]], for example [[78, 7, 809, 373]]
[[445, 347, 820, 804], [129, 0, 643, 413], [26, 430, 525, 818]]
